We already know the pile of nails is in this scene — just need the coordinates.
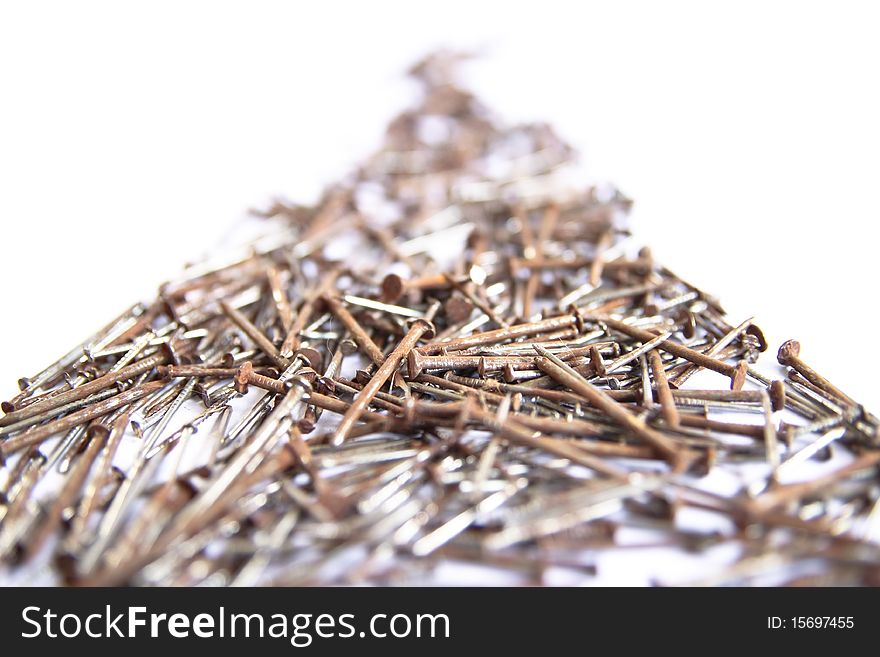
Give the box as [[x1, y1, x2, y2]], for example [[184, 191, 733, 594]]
[[2, 51, 879, 586]]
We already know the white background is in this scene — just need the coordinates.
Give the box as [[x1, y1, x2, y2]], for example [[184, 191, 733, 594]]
[[1, 0, 878, 411]]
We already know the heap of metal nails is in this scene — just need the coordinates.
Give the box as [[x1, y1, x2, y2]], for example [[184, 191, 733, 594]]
[[2, 51, 879, 586]]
